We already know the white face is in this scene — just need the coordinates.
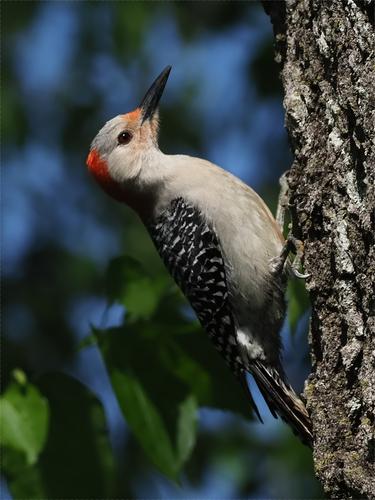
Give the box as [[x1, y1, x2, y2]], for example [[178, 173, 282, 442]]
[[87, 108, 160, 187]]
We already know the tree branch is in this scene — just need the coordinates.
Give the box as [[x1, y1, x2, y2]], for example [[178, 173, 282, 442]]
[[264, 0, 375, 497]]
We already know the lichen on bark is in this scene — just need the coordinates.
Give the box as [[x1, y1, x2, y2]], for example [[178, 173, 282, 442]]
[[264, 1, 375, 498]]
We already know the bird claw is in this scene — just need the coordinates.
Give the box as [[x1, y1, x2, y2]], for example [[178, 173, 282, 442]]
[[288, 241, 310, 279], [273, 172, 309, 280], [291, 267, 310, 279], [270, 235, 309, 280]]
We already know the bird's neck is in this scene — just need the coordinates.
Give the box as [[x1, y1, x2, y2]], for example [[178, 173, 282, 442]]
[[88, 147, 172, 221], [118, 181, 161, 222]]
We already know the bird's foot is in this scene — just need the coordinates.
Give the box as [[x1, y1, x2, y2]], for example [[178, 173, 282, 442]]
[[270, 234, 310, 279], [288, 235, 310, 279]]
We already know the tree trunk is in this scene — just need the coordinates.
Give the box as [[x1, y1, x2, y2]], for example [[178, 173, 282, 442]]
[[263, 1, 375, 498]]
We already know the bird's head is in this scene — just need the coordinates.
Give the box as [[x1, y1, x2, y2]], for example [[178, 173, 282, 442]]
[[86, 66, 171, 202]]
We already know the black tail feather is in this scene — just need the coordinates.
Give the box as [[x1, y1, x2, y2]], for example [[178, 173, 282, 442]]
[[250, 361, 313, 447], [240, 374, 263, 423]]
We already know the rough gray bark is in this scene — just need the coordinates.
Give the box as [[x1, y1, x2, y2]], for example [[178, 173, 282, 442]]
[[264, 1, 375, 498]]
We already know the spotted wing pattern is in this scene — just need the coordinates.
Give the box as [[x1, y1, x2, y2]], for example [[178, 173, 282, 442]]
[[148, 197, 244, 376]]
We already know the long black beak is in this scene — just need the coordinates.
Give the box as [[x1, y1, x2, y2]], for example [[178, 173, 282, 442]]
[[140, 66, 171, 123]]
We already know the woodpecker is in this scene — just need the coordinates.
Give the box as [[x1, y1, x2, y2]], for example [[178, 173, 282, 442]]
[[87, 66, 313, 446]]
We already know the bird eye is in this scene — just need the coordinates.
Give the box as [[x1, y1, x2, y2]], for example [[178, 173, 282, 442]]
[[117, 131, 133, 145]]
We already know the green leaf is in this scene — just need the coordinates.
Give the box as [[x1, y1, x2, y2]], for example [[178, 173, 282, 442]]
[[0, 377, 49, 465], [175, 330, 252, 419], [111, 370, 177, 480], [12, 368, 27, 386], [106, 255, 168, 322], [1, 449, 46, 499], [176, 395, 198, 467], [37, 373, 116, 499], [160, 339, 212, 404], [287, 279, 310, 335], [98, 320, 253, 482], [98, 326, 204, 478], [3, 373, 119, 499]]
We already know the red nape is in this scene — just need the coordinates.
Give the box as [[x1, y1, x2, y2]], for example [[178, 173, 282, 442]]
[[86, 149, 125, 202]]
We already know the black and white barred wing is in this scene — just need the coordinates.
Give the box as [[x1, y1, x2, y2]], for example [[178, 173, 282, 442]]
[[148, 197, 243, 377], [147, 198, 313, 445]]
